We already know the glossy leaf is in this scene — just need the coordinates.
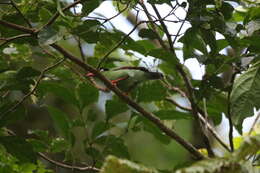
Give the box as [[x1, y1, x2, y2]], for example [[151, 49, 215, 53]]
[[230, 61, 260, 133], [137, 80, 167, 102], [0, 102, 26, 128], [47, 106, 71, 139], [82, 0, 100, 15], [147, 48, 178, 65], [76, 82, 99, 111], [39, 82, 78, 107], [105, 99, 128, 120]]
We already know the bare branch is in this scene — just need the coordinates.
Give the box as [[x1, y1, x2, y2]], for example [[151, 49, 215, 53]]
[[249, 111, 260, 135]]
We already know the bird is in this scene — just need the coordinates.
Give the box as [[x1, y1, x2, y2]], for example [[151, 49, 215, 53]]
[[86, 66, 164, 93]]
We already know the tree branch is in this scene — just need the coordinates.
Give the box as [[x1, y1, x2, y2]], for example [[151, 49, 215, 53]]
[[0, 12, 205, 160], [165, 97, 191, 111], [38, 152, 100, 172], [0, 34, 31, 48], [51, 43, 205, 160], [139, 3, 218, 156], [0, 19, 35, 34], [249, 111, 260, 135]]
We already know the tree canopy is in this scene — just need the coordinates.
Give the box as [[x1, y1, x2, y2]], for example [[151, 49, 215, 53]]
[[0, 0, 259, 173]]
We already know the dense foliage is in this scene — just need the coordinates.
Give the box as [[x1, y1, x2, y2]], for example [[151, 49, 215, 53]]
[[0, 0, 259, 172]]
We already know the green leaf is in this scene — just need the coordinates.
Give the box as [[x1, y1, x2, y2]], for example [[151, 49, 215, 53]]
[[27, 138, 48, 152], [179, 28, 208, 59], [219, 2, 234, 20], [81, 31, 100, 43], [73, 20, 101, 33], [147, 48, 178, 65], [50, 137, 69, 153], [47, 106, 71, 139], [206, 93, 227, 125], [103, 136, 130, 159], [137, 80, 167, 102], [139, 116, 171, 144], [105, 99, 128, 120], [0, 136, 37, 163], [138, 29, 158, 40], [39, 8, 53, 23], [234, 134, 260, 161], [135, 40, 155, 53], [76, 82, 99, 111], [16, 66, 41, 79], [216, 39, 229, 52], [82, 0, 100, 15], [38, 26, 63, 45], [56, 0, 66, 18], [0, 102, 26, 128], [201, 30, 217, 55], [101, 155, 158, 173], [153, 110, 193, 120], [91, 121, 109, 140], [39, 82, 78, 107], [230, 61, 260, 133]]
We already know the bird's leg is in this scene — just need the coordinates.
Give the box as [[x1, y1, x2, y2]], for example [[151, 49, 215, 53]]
[[110, 76, 129, 85]]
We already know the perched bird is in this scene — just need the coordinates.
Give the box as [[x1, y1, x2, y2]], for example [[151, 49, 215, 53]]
[[86, 66, 164, 92]]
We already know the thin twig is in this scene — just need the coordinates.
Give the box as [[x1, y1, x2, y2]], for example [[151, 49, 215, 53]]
[[151, 4, 174, 51], [140, 3, 217, 156], [0, 34, 31, 48], [161, 80, 188, 98], [39, 0, 83, 30], [10, 0, 32, 28], [197, 113, 231, 152], [139, 3, 168, 49], [96, 21, 145, 69], [172, 17, 186, 45], [0, 58, 65, 119], [51, 43, 205, 160], [165, 97, 191, 111], [0, 20, 35, 34], [0, 16, 205, 160], [249, 111, 260, 135], [38, 152, 100, 172], [102, 2, 130, 25]]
